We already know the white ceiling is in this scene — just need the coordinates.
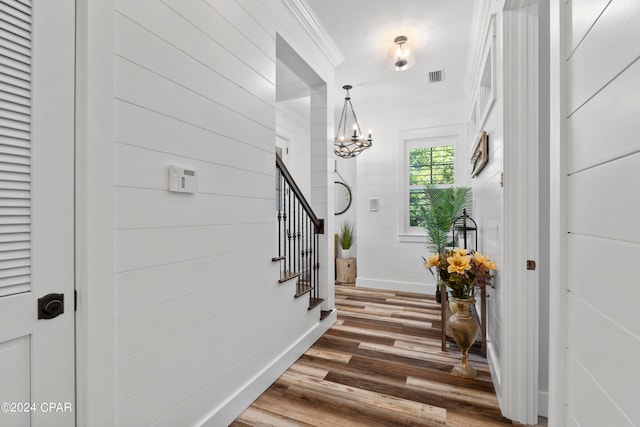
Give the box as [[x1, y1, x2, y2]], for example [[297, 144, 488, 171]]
[[305, 0, 477, 113]]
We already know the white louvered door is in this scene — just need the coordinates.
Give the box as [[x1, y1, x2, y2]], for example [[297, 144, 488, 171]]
[[0, 1, 75, 426]]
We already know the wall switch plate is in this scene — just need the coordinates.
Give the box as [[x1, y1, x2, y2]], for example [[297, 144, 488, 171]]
[[168, 165, 198, 193]]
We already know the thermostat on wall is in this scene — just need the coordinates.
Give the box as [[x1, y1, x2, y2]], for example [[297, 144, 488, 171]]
[[168, 165, 198, 193]]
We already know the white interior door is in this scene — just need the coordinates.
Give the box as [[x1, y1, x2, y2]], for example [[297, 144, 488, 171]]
[[0, 1, 75, 426]]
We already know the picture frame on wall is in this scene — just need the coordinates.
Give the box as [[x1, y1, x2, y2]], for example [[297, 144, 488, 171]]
[[471, 131, 489, 177]]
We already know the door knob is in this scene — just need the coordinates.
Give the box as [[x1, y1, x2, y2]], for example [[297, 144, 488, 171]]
[[38, 293, 64, 319]]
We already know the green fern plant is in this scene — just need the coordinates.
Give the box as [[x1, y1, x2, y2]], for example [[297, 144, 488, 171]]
[[421, 186, 471, 254], [339, 221, 356, 250]]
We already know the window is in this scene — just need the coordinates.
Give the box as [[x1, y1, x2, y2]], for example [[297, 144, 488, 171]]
[[409, 145, 455, 227], [398, 127, 463, 240], [405, 138, 455, 234]]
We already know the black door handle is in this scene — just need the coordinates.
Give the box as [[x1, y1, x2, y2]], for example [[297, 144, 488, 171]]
[[38, 293, 64, 319]]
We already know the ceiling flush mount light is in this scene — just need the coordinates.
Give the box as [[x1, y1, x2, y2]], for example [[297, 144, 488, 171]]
[[334, 85, 372, 159], [391, 35, 415, 71]]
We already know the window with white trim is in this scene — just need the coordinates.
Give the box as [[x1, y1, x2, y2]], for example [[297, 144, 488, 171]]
[[404, 137, 456, 234]]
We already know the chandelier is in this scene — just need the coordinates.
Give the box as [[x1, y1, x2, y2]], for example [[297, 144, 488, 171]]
[[334, 85, 372, 159]]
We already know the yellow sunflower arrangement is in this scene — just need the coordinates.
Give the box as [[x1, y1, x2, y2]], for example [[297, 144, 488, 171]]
[[424, 248, 496, 299]]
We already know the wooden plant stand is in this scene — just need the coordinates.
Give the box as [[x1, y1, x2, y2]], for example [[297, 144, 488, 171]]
[[336, 258, 356, 283]]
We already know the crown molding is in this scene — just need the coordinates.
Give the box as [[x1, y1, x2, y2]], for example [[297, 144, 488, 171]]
[[281, 0, 344, 68]]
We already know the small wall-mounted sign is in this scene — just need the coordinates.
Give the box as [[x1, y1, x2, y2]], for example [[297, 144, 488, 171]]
[[471, 131, 489, 178]]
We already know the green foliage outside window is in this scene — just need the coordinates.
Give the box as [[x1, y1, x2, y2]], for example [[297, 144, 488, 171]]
[[409, 146, 454, 227]]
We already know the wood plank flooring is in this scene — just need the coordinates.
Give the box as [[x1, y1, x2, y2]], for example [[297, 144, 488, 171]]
[[231, 284, 546, 426]]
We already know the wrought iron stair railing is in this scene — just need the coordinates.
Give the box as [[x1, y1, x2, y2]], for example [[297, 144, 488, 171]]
[[274, 154, 324, 311]]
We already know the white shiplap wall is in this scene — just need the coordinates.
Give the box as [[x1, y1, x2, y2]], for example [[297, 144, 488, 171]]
[[111, 0, 336, 425], [470, 5, 504, 392], [276, 99, 312, 198], [334, 156, 357, 257], [472, 106, 504, 372], [561, 1, 640, 425], [354, 101, 469, 293]]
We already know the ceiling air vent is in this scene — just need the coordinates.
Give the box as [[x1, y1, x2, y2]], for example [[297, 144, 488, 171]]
[[428, 70, 444, 83]]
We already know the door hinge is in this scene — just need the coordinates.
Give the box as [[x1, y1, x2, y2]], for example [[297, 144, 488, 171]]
[[500, 172, 504, 187], [74, 290, 77, 311]]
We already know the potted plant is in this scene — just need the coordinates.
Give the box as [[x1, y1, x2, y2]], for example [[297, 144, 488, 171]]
[[421, 186, 471, 254], [420, 185, 471, 302], [338, 220, 355, 259]]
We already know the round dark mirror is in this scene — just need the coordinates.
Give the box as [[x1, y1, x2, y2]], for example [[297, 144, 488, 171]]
[[335, 181, 352, 215]]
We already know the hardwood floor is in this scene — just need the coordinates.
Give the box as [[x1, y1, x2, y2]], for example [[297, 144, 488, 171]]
[[231, 284, 546, 426]]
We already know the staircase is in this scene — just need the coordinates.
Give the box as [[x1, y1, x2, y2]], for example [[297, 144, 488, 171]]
[[274, 154, 331, 320]]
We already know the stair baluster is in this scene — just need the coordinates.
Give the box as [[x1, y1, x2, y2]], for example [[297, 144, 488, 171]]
[[274, 154, 325, 311]]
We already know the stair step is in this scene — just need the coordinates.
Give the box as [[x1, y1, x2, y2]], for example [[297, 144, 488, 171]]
[[278, 271, 300, 283], [320, 309, 333, 321], [295, 282, 312, 298], [271, 256, 285, 262], [308, 297, 324, 310]]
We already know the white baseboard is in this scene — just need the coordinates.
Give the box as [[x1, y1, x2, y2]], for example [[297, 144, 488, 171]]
[[355, 277, 436, 295], [199, 310, 338, 426], [487, 340, 549, 421], [487, 340, 505, 415], [538, 390, 549, 418]]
